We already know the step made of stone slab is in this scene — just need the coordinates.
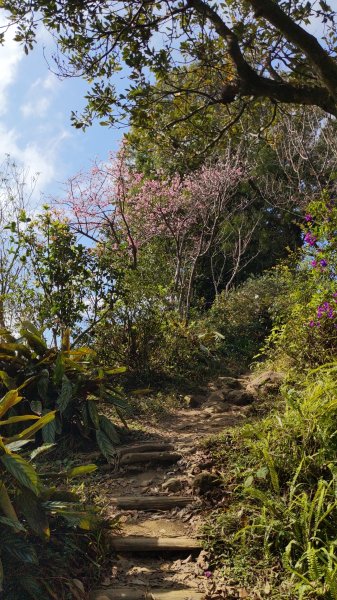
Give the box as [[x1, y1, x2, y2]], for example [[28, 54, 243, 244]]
[[92, 588, 204, 600]]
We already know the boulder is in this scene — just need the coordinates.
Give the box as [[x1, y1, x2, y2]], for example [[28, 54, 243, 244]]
[[225, 389, 254, 406], [192, 471, 218, 495], [246, 370, 284, 396], [207, 391, 224, 402]]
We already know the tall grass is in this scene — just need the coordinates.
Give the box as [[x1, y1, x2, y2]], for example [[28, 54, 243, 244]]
[[204, 363, 337, 598]]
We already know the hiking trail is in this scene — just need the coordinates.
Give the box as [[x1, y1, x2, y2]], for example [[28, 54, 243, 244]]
[[90, 375, 257, 600]]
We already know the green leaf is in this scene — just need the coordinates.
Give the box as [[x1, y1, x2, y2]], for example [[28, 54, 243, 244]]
[[44, 505, 97, 530], [0, 370, 16, 390], [132, 388, 152, 396], [57, 375, 73, 413], [66, 464, 97, 479], [20, 330, 47, 355], [0, 390, 22, 417], [20, 575, 45, 597], [87, 400, 100, 429], [0, 515, 26, 532], [104, 394, 130, 412], [0, 415, 40, 426], [99, 414, 120, 444], [256, 466, 269, 480], [45, 489, 79, 502], [0, 390, 21, 418], [20, 321, 42, 337], [2, 531, 38, 564], [104, 366, 127, 375], [96, 429, 117, 461], [53, 353, 64, 386], [30, 400, 42, 415], [6, 440, 31, 452], [16, 491, 50, 538], [1, 453, 41, 495], [5, 411, 56, 443], [37, 369, 49, 400], [42, 414, 57, 444], [30, 443, 56, 461], [244, 475, 254, 488]]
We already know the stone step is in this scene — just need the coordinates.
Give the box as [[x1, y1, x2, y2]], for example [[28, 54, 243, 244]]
[[108, 536, 201, 553], [110, 496, 195, 510], [92, 588, 204, 600]]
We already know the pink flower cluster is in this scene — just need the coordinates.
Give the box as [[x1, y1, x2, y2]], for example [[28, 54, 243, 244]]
[[59, 145, 244, 257]]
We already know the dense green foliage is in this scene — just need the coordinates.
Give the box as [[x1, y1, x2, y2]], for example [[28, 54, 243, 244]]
[[0, 384, 99, 599], [0, 323, 127, 459]]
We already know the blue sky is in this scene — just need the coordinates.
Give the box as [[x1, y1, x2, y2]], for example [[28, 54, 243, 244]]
[[0, 20, 124, 201]]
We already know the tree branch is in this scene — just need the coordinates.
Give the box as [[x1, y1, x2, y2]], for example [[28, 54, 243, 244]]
[[246, 0, 337, 101], [187, 0, 337, 117]]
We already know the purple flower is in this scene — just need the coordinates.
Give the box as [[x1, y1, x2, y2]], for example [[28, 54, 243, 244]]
[[304, 232, 317, 246], [305, 214, 313, 222], [311, 260, 317, 267], [320, 259, 328, 268], [204, 571, 212, 578], [309, 320, 316, 327], [317, 302, 334, 319]]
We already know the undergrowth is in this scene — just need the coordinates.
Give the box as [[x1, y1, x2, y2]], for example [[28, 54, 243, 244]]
[[203, 363, 337, 599]]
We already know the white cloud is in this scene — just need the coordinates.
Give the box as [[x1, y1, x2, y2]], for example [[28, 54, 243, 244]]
[[0, 123, 70, 196], [0, 20, 73, 198], [21, 96, 52, 118], [42, 72, 60, 92], [0, 20, 24, 115]]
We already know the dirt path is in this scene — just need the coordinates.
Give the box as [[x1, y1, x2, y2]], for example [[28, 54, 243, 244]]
[[90, 376, 253, 600]]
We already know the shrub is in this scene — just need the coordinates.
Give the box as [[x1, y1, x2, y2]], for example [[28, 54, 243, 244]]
[[206, 272, 284, 368], [264, 193, 337, 371], [0, 386, 98, 599], [0, 323, 128, 460]]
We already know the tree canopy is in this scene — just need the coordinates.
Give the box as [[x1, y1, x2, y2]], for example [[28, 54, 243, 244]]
[[2, 0, 337, 129]]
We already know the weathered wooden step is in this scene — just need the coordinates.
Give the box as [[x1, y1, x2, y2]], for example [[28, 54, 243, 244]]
[[120, 451, 181, 466], [109, 536, 201, 552], [119, 443, 175, 456], [92, 588, 204, 600], [110, 496, 194, 510]]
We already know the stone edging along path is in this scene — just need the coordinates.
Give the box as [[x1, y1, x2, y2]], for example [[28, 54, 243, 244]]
[[90, 375, 260, 600]]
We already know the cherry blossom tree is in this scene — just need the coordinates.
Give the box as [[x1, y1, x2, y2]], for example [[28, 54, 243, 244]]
[[60, 146, 255, 319]]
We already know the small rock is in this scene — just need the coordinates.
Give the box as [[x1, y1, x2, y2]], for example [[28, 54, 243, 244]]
[[162, 477, 188, 492], [203, 401, 227, 414], [184, 394, 203, 408]]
